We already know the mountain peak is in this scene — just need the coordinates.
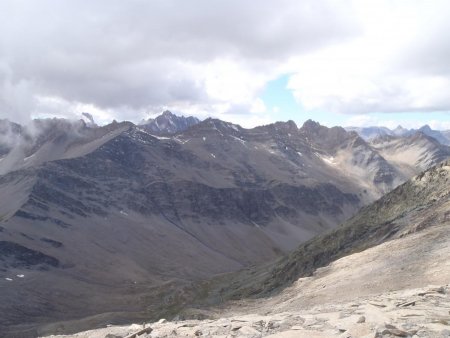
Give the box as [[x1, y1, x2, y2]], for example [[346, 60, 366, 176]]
[[162, 110, 175, 117], [419, 124, 432, 132], [270, 120, 298, 132], [81, 112, 97, 127], [301, 119, 321, 130], [139, 111, 200, 134]]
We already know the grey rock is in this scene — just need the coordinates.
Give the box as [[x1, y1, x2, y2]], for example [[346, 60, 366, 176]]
[[237, 325, 261, 337], [441, 329, 450, 337]]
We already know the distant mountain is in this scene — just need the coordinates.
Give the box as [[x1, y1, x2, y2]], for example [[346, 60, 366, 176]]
[[345, 126, 392, 140], [299, 120, 403, 198], [139, 110, 200, 134], [0, 117, 449, 334], [347, 124, 450, 145], [418, 124, 450, 145], [370, 132, 450, 177]]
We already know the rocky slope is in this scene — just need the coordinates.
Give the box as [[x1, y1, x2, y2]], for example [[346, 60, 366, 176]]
[[45, 285, 450, 337], [0, 117, 449, 336]]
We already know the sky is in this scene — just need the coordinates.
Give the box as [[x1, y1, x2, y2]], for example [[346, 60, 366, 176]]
[[1, 0, 450, 129]]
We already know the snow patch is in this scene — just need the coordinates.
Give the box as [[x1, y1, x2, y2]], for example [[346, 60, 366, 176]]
[[17, 274, 24, 278], [251, 221, 261, 228], [175, 137, 190, 144], [153, 135, 171, 140], [320, 155, 337, 166], [120, 210, 128, 216], [23, 154, 35, 161], [210, 153, 216, 158], [5, 278, 12, 281], [136, 128, 171, 140], [230, 135, 246, 146], [203, 137, 206, 141]]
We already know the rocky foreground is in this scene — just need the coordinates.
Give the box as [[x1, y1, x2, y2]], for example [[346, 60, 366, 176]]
[[43, 284, 450, 338]]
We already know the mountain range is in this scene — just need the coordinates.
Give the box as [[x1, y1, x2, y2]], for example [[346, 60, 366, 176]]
[[346, 124, 450, 145], [0, 112, 449, 336]]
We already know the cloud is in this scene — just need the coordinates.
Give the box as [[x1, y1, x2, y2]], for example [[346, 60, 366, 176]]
[[0, 0, 358, 125], [1, 0, 449, 126], [286, 0, 450, 116]]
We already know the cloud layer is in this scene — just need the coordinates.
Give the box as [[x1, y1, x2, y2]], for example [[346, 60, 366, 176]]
[[0, 0, 449, 126], [287, 0, 450, 117]]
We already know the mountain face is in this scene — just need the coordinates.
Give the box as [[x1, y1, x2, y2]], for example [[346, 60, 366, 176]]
[[347, 124, 450, 145], [139, 110, 200, 134], [0, 117, 448, 336], [370, 132, 450, 177], [299, 120, 403, 197]]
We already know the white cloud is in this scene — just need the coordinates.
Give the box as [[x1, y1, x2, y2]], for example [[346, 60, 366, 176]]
[[428, 120, 450, 131], [0, 0, 358, 126], [286, 0, 450, 117], [0, 0, 449, 127]]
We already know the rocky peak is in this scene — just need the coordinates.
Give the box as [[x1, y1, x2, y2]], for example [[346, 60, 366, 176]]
[[81, 112, 97, 127], [273, 120, 298, 132], [140, 111, 200, 135], [417, 125, 450, 145], [300, 120, 354, 150], [419, 124, 432, 132], [392, 125, 409, 136], [162, 110, 174, 117], [300, 119, 321, 132]]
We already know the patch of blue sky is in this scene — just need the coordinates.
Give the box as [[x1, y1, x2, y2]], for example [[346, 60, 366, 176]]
[[260, 74, 450, 130]]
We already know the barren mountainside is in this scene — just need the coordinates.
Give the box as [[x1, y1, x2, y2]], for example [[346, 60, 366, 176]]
[[0, 115, 449, 336]]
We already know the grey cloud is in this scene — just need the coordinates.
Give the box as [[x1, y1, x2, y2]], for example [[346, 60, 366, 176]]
[[0, 0, 360, 123]]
